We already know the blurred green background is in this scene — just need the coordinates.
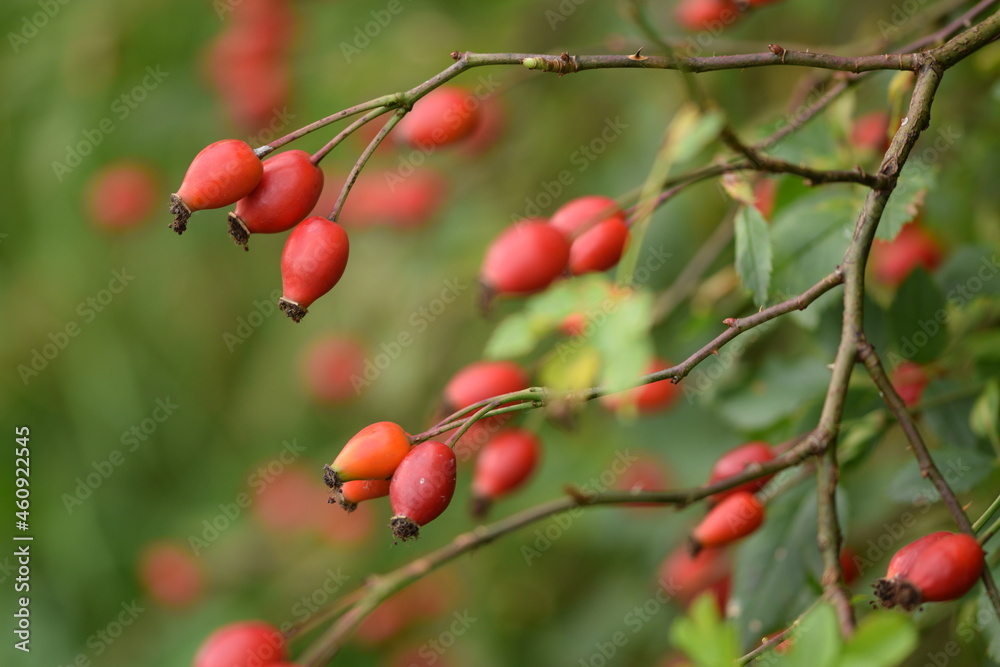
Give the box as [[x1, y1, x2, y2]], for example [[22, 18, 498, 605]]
[[3, 0, 1000, 665]]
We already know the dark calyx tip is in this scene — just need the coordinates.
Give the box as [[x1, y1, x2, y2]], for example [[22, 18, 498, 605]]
[[279, 298, 307, 322], [168, 194, 191, 235], [390, 515, 420, 542], [227, 213, 250, 251]]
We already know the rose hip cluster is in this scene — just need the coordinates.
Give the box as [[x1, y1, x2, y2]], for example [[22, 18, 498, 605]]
[[323, 360, 541, 541], [480, 195, 631, 305]]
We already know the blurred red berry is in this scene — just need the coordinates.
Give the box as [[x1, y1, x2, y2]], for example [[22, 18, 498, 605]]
[[471, 428, 540, 516], [890, 361, 929, 407], [707, 441, 776, 502], [851, 111, 891, 153], [658, 545, 731, 609], [397, 86, 480, 148], [480, 220, 570, 299], [691, 491, 765, 552], [549, 195, 630, 275], [193, 620, 286, 667], [300, 335, 368, 404], [443, 360, 530, 412], [138, 540, 205, 608], [602, 357, 680, 415], [871, 221, 944, 286], [675, 0, 740, 31], [752, 179, 777, 220], [85, 161, 160, 231]]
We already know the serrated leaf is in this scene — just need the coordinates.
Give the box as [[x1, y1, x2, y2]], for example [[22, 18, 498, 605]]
[[886, 446, 995, 503], [836, 611, 917, 667], [888, 267, 948, 364], [735, 205, 773, 306], [668, 594, 739, 666], [732, 484, 825, 647], [877, 161, 936, 240], [770, 189, 864, 328]]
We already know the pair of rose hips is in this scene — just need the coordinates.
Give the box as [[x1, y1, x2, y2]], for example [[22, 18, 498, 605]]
[[325, 420, 541, 540], [480, 195, 631, 300], [169, 139, 349, 322]]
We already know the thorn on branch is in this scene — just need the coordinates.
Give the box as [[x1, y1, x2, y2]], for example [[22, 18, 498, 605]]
[[629, 47, 649, 61]]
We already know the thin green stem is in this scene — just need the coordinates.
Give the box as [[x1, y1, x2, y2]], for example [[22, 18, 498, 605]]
[[444, 401, 499, 448], [310, 106, 391, 166], [329, 110, 407, 222], [980, 516, 1000, 547], [974, 494, 1000, 534]]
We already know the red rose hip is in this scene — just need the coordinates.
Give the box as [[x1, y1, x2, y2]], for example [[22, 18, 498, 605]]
[[871, 221, 944, 286], [707, 441, 776, 502], [396, 86, 480, 148], [443, 360, 530, 411], [549, 195, 631, 275], [480, 220, 570, 301], [471, 428, 540, 516], [602, 357, 680, 415], [228, 149, 324, 250], [279, 216, 350, 322], [169, 139, 262, 234], [325, 421, 412, 491], [389, 441, 457, 541], [875, 532, 984, 610], [690, 491, 765, 553], [336, 479, 392, 513], [193, 620, 286, 667]]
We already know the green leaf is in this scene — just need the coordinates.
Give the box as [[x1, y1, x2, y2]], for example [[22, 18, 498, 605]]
[[668, 106, 726, 165], [836, 610, 917, 667], [483, 276, 615, 359], [770, 189, 864, 328], [979, 579, 1000, 661], [970, 379, 1000, 454], [732, 484, 825, 648], [886, 446, 995, 504], [778, 603, 840, 667], [716, 356, 831, 431], [668, 594, 739, 666], [876, 160, 936, 241], [887, 267, 949, 364], [590, 288, 655, 396], [923, 379, 984, 450], [735, 205, 773, 306]]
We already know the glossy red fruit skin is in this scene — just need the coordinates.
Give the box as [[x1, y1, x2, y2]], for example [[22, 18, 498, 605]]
[[444, 360, 530, 411], [884, 531, 951, 579], [301, 336, 367, 404], [471, 428, 540, 515], [603, 358, 680, 415], [397, 86, 480, 148], [675, 0, 739, 31], [170, 140, 262, 234], [871, 222, 944, 286], [707, 441, 776, 502], [480, 220, 570, 297], [691, 491, 765, 552], [389, 441, 457, 541], [279, 216, 349, 322], [891, 361, 929, 407], [326, 422, 412, 488], [550, 196, 631, 275], [86, 161, 160, 231], [658, 545, 730, 609], [228, 149, 324, 249], [193, 620, 286, 667], [876, 532, 984, 609]]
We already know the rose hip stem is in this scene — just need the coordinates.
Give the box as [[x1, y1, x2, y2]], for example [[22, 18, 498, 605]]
[[310, 106, 392, 166], [328, 109, 407, 223]]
